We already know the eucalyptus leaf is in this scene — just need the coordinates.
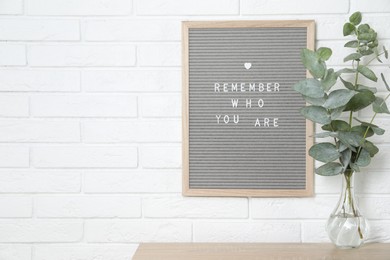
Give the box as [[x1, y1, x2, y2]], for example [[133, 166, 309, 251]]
[[314, 132, 337, 138], [317, 47, 332, 61], [293, 79, 325, 98], [384, 46, 389, 59], [321, 69, 338, 91], [358, 32, 377, 42], [344, 90, 376, 111], [323, 89, 355, 109], [304, 95, 327, 106], [381, 73, 390, 92], [309, 143, 340, 163], [375, 48, 383, 63], [322, 120, 350, 132], [358, 24, 370, 34], [360, 49, 374, 56], [353, 117, 385, 135], [343, 23, 356, 36], [344, 40, 359, 48], [356, 149, 371, 167], [336, 68, 356, 76], [373, 97, 390, 114], [361, 140, 379, 157], [349, 12, 362, 25], [316, 162, 344, 176], [338, 131, 364, 147], [340, 148, 352, 168], [351, 125, 374, 138], [357, 65, 378, 82], [356, 84, 377, 94], [300, 106, 331, 124], [349, 162, 361, 172], [344, 53, 362, 62], [301, 49, 327, 79], [330, 106, 346, 119], [340, 77, 355, 90]]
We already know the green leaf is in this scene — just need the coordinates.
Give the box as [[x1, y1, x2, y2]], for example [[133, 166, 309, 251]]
[[349, 162, 361, 172], [358, 24, 370, 34], [336, 68, 356, 76], [356, 84, 377, 94], [353, 117, 385, 135], [314, 132, 337, 138], [316, 162, 344, 176], [344, 40, 359, 48], [330, 106, 346, 119], [321, 69, 338, 91], [351, 125, 374, 138], [360, 48, 374, 56], [373, 97, 390, 114], [374, 48, 383, 63], [323, 89, 355, 109], [344, 53, 362, 62], [309, 143, 340, 163], [338, 131, 364, 147], [349, 11, 362, 25], [344, 90, 376, 111], [340, 148, 352, 168], [300, 106, 331, 124], [361, 140, 379, 157], [293, 79, 325, 98], [340, 77, 355, 90], [356, 149, 371, 167], [358, 32, 377, 42], [381, 73, 390, 92], [343, 23, 356, 36], [384, 46, 389, 59], [317, 47, 332, 61], [304, 95, 327, 106], [322, 120, 350, 132], [301, 49, 327, 79], [357, 65, 378, 82]]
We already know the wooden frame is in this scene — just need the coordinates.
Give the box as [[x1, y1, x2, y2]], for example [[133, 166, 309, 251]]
[[182, 20, 315, 197]]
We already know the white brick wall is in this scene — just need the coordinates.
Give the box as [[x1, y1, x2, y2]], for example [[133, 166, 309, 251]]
[[0, 1, 389, 259]]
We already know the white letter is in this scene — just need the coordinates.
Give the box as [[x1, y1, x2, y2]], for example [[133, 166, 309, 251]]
[[223, 115, 230, 124], [249, 83, 256, 91], [273, 118, 279, 127], [231, 83, 238, 92], [234, 115, 239, 124], [216, 115, 221, 124], [214, 83, 220, 92], [257, 99, 264, 108], [246, 99, 252, 108], [264, 118, 270, 127], [267, 83, 272, 92], [274, 82, 280, 92], [259, 83, 264, 92], [240, 83, 246, 92], [223, 83, 228, 92], [254, 118, 261, 127], [231, 99, 239, 108]]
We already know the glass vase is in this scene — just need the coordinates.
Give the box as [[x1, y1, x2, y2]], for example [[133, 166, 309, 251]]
[[326, 170, 369, 248]]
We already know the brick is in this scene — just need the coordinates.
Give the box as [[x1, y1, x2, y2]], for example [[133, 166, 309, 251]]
[[360, 197, 390, 219], [0, 70, 80, 92], [82, 119, 181, 143], [85, 220, 191, 242], [0, 170, 81, 193], [355, 0, 390, 13], [84, 170, 181, 193], [28, 45, 136, 67], [251, 196, 337, 219], [85, 20, 180, 41], [241, 0, 349, 15], [0, 146, 29, 168], [27, 0, 132, 15], [0, 220, 82, 242], [140, 95, 181, 118], [144, 196, 248, 218], [35, 196, 140, 218], [138, 44, 180, 67], [82, 70, 180, 92], [32, 146, 137, 168], [0, 0, 23, 14], [0, 245, 31, 260], [0, 45, 26, 66], [34, 245, 137, 260], [0, 119, 80, 142], [365, 145, 390, 170], [140, 145, 181, 169], [0, 95, 29, 117], [0, 197, 32, 217], [137, 0, 239, 15], [31, 94, 137, 117], [0, 19, 79, 41], [194, 222, 301, 242], [302, 221, 390, 243]]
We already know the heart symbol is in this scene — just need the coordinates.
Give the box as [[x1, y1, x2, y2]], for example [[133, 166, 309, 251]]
[[244, 62, 252, 70]]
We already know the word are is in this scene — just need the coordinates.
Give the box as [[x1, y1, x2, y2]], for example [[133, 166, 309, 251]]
[[254, 118, 279, 127], [214, 82, 280, 93]]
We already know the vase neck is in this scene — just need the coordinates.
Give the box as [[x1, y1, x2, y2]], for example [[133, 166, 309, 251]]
[[334, 171, 360, 217]]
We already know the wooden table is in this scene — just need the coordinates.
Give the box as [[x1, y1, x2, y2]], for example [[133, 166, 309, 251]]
[[133, 243, 390, 260]]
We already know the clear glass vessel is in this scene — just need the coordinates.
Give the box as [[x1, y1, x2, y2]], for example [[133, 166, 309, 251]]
[[326, 170, 369, 248]]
